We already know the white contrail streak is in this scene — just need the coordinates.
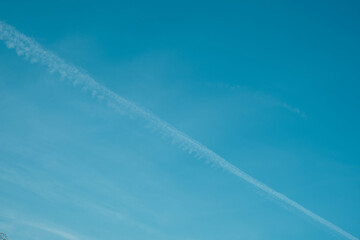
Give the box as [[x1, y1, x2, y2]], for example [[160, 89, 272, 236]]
[[0, 21, 357, 240]]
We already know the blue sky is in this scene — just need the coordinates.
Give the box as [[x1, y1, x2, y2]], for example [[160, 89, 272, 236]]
[[0, 0, 360, 239]]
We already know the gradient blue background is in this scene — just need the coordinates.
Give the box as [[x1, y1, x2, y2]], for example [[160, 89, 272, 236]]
[[0, 0, 359, 239]]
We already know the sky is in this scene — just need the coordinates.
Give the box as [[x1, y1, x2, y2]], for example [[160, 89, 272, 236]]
[[0, 0, 360, 240]]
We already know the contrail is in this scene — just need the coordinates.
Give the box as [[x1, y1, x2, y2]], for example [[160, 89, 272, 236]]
[[0, 21, 357, 240]]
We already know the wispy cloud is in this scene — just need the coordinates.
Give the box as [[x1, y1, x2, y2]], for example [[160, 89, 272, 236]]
[[253, 92, 307, 118], [0, 161, 163, 238], [23, 222, 82, 240], [0, 210, 90, 240], [0, 21, 356, 240], [208, 82, 307, 118]]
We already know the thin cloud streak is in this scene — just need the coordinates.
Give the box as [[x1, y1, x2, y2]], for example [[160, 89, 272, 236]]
[[0, 162, 163, 237], [0, 21, 357, 240], [24, 222, 82, 240], [208, 82, 307, 118], [0, 210, 90, 240]]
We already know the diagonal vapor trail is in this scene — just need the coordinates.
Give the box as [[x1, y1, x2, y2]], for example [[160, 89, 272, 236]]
[[0, 21, 358, 240]]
